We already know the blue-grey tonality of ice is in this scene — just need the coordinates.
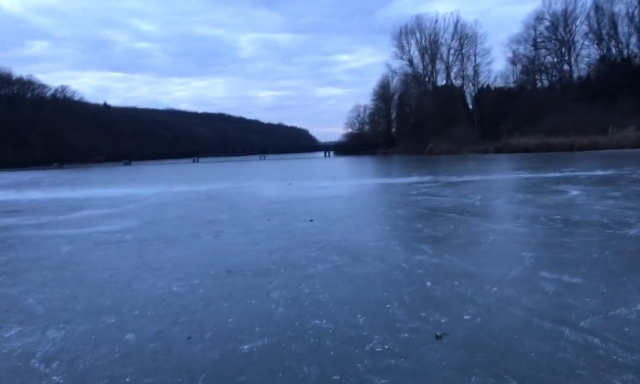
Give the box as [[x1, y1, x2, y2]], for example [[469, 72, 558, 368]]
[[1, 150, 640, 383]]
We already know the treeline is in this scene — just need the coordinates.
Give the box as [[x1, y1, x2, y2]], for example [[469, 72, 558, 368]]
[[345, 0, 640, 154], [0, 68, 318, 168]]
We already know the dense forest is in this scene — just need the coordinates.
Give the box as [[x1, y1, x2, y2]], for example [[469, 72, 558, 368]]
[[0, 68, 318, 168], [345, 0, 640, 154]]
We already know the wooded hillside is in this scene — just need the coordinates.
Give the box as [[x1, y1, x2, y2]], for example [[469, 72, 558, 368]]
[[0, 68, 319, 168]]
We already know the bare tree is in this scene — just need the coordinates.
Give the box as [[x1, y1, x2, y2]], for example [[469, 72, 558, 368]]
[[468, 21, 493, 97], [0, 73, 51, 98], [50, 85, 82, 101], [393, 13, 442, 89], [624, 0, 640, 56], [439, 12, 463, 85], [368, 72, 396, 141], [0, 69, 83, 101], [540, 0, 588, 82], [585, 0, 628, 62], [507, 9, 549, 87], [391, 70, 420, 140], [453, 21, 472, 90], [0, 68, 17, 96], [21, 75, 51, 98], [447, 19, 492, 98], [344, 104, 370, 133]]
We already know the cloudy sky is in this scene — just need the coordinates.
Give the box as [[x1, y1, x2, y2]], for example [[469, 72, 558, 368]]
[[0, 0, 538, 140]]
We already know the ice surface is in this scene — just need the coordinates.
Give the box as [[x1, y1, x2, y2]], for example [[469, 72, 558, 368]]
[[1, 150, 640, 383]]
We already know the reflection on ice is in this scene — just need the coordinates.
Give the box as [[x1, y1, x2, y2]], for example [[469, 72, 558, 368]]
[[0, 169, 625, 201], [22, 222, 138, 236]]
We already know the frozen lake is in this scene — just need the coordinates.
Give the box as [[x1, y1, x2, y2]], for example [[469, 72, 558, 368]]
[[1, 151, 640, 383]]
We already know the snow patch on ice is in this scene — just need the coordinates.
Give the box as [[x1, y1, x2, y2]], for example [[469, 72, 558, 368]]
[[125, 333, 136, 343], [609, 306, 639, 319], [238, 338, 269, 353], [24, 222, 138, 236], [539, 271, 582, 284]]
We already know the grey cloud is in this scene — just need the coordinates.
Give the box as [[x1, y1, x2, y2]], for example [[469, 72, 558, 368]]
[[1, 0, 538, 140]]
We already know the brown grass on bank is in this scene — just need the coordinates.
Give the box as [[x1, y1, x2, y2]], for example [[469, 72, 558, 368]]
[[424, 128, 640, 156]]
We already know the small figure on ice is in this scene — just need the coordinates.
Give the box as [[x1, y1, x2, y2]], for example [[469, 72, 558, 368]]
[[434, 332, 449, 340]]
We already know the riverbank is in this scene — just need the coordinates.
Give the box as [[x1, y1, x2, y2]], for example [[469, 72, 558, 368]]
[[4, 131, 639, 170], [421, 130, 640, 156]]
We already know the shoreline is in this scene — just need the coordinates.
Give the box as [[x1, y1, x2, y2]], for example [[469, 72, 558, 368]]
[[417, 132, 640, 156], [2, 137, 639, 172]]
